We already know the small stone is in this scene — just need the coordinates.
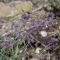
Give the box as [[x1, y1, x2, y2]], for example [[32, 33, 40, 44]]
[[35, 47, 42, 54], [59, 26, 60, 29], [31, 58, 39, 60], [20, 50, 22, 53], [40, 31, 47, 37]]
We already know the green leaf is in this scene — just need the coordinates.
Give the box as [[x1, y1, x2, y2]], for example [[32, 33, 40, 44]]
[[0, 36, 4, 44]]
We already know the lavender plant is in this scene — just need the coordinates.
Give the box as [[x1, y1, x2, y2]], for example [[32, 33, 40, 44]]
[[0, 1, 60, 60], [30, 19, 54, 29], [21, 12, 30, 21]]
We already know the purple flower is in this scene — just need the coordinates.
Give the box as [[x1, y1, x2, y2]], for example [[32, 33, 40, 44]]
[[47, 12, 55, 21], [31, 20, 40, 27], [21, 13, 29, 21], [11, 21, 18, 29], [45, 20, 54, 27], [31, 20, 45, 28], [47, 12, 54, 18], [47, 37, 57, 49], [48, 38, 57, 44]]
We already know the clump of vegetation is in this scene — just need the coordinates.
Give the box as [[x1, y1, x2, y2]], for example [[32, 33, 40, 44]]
[[0, 0, 60, 60], [49, 0, 60, 9], [48, 0, 60, 17]]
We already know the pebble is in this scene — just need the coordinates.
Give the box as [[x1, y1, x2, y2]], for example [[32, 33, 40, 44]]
[[31, 58, 39, 60], [40, 31, 48, 37], [35, 47, 42, 54]]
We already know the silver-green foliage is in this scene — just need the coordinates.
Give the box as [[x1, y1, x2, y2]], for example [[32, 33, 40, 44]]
[[48, 0, 60, 9]]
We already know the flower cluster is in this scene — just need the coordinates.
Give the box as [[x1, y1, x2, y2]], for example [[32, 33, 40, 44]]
[[25, 28, 58, 49], [30, 19, 54, 29], [46, 37, 58, 49], [19, 12, 58, 49], [21, 13, 30, 21]]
